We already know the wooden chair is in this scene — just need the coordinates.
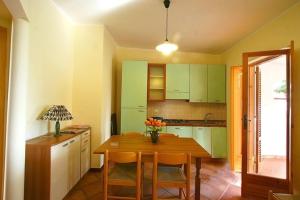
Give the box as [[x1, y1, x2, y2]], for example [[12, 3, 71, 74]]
[[103, 150, 142, 200], [152, 152, 191, 200]]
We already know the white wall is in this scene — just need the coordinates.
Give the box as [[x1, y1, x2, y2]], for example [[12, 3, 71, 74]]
[[4, 0, 75, 199], [72, 25, 117, 168], [25, 0, 74, 139]]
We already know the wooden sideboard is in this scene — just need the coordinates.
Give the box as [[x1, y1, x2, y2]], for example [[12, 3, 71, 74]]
[[25, 128, 91, 200]]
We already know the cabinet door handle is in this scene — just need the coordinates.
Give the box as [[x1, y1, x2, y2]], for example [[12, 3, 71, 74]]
[[215, 100, 220, 102], [138, 110, 145, 112], [70, 140, 75, 144], [175, 128, 181, 130], [62, 143, 68, 147], [138, 105, 145, 107], [81, 148, 86, 152], [84, 132, 89, 136], [198, 128, 203, 130], [84, 139, 89, 144]]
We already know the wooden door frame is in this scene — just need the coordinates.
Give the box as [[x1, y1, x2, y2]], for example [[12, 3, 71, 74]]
[[0, 25, 9, 200], [230, 66, 243, 171], [242, 45, 293, 198]]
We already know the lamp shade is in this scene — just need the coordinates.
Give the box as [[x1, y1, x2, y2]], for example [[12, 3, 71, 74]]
[[40, 105, 73, 121]]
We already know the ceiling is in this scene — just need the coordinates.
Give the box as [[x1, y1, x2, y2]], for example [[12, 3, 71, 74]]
[[53, 0, 299, 53]]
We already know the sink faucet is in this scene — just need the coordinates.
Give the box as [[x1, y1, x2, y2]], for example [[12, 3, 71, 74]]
[[203, 113, 213, 123]]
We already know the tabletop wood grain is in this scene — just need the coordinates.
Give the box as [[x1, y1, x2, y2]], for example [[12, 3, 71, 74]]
[[94, 135, 211, 158]]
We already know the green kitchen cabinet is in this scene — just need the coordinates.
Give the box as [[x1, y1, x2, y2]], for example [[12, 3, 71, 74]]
[[121, 108, 147, 133], [166, 126, 193, 138], [146, 126, 167, 134], [166, 64, 190, 99], [192, 127, 211, 154], [207, 64, 226, 103], [121, 61, 148, 108], [189, 64, 208, 102], [211, 127, 227, 158]]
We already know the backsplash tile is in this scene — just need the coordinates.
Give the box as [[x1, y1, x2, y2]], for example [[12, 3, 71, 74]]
[[147, 100, 226, 120]]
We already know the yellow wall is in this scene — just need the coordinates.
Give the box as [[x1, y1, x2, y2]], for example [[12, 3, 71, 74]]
[[25, 0, 74, 139], [115, 47, 223, 130], [73, 25, 117, 168], [222, 2, 300, 193]]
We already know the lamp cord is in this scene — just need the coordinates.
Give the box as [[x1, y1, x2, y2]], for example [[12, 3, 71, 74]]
[[165, 8, 168, 41]]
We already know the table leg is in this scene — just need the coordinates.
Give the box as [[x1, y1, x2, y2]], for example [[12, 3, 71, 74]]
[[195, 158, 201, 200]]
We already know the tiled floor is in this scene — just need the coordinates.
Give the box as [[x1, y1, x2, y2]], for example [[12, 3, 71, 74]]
[[64, 159, 242, 200]]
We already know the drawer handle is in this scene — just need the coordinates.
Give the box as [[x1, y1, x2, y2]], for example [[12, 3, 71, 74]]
[[81, 148, 86, 152], [84, 139, 89, 144], [62, 143, 68, 147], [138, 110, 145, 112], [175, 128, 180, 130], [215, 100, 220, 102], [84, 132, 89, 135], [70, 140, 75, 144], [138, 105, 145, 107]]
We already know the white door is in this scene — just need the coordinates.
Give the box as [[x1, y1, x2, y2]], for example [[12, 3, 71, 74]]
[[51, 141, 69, 200]]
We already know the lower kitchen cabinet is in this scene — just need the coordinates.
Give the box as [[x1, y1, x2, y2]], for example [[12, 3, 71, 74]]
[[192, 127, 227, 158], [166, 126, 193, 138], [80, 131, 91, 177], [25, 129, 91, 200], [50, 140, 70, 200], [192, 127, 211, 154], [68, 136, 81, 189], [211, 127, 227, 158], [121, 108, 147, 133]]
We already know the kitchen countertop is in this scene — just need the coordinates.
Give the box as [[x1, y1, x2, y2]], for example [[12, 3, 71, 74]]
[[164, 120, 226, 127]]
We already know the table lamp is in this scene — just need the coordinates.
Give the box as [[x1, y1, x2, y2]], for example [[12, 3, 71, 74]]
[[40, 105, 73, 136]]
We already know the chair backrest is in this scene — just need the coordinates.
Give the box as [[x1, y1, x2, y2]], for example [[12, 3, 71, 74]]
[[104, 150, 142, 200], [152, 152, 191, 200], [107, 151, 140, 163], [159, 133, 178, 138], [155, 152, 190, 165]]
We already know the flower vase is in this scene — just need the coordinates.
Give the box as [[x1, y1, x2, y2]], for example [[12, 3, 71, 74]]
[[150, 131, 159, 144]]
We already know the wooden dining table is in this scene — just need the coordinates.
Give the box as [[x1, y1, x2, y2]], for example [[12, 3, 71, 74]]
[[94, 135, 211, 200]]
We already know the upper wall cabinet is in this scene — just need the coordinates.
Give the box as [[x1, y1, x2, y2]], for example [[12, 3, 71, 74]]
[[148, 64, 166, 101], [207, 64, 226, 103], [166, 64, 190, 99], [189, 64, 208, 102], [121, 61, 148, 108]]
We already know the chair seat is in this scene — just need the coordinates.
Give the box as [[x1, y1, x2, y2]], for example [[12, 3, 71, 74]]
[[109, 163, 137, 182], [157, 166, 186, 183]]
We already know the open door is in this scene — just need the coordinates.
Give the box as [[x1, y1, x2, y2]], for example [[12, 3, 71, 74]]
[[242, 43, 293, 199]]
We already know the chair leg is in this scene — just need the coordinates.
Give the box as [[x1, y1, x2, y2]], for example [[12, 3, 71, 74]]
[[141, 170, 144, 200], [179, 188, 183, 199]]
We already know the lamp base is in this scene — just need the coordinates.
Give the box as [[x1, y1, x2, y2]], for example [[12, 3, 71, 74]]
[[55, 121, 61, 136]]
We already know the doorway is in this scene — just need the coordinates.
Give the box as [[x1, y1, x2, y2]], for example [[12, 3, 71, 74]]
[[241, 47, 293, 199], [247, 56, 287, 179]]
